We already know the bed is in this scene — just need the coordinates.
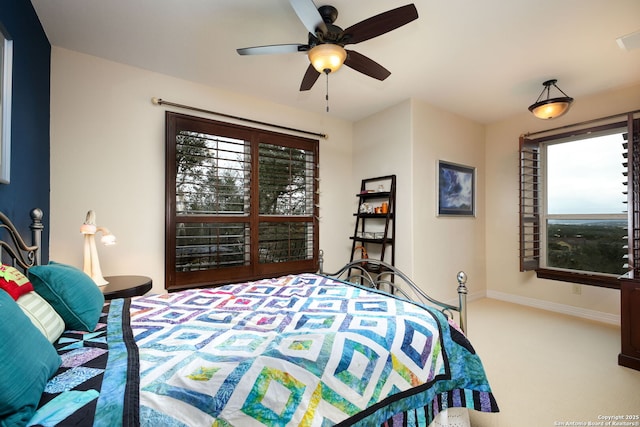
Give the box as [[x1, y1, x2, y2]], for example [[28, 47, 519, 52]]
[[0, 209, 498, 427]]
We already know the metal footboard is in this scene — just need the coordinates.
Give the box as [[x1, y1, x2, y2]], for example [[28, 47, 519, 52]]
[[321, 257, 468, 333]]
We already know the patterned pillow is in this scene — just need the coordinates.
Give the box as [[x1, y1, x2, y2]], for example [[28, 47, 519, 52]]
[[0, 264, 34, 300], [0, 291, 61, 425], [0, 265, 65, 342], [17, 291, 66, 343], [28, 261, 105, 332]]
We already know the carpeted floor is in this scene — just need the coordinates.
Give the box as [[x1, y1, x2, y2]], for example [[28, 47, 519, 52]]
[[464, 298, 640, 427]]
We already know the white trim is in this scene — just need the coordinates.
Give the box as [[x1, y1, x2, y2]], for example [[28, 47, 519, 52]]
[[442, 290, 486, 308], [466, 290, 486, 303], [486, 290, 620, 326]]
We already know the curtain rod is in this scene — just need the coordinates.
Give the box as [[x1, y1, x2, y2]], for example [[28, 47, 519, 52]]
[[525, 109, 640, 137], [151, 97, 328, 139]]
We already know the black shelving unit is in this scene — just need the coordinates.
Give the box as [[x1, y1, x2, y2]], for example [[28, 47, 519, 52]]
[[350, 175, 396, 271]]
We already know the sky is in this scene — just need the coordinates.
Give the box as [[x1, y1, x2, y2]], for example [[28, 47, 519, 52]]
[[546, 131, 626, 215]]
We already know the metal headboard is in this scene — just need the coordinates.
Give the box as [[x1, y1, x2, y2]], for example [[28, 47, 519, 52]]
[[321, 257, 468, 333], [0, 208, 43, 271]]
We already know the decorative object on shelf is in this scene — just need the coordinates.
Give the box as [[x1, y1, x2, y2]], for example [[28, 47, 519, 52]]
[[438, 161, 475, 217], [80, 210, 117, 286], [357, 231, 384, 239], [353, 245, 368, 267], [528, 79, 574, 120], [359, 203, 373, 214]]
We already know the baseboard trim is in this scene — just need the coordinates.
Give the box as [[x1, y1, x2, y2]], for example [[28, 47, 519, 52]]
[[443, 290, 486, 308], [467, 290, 487, 302], [486, 290, 621, 326]]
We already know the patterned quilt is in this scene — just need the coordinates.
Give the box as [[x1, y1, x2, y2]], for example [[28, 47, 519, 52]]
[[31, 273, 498, 426]]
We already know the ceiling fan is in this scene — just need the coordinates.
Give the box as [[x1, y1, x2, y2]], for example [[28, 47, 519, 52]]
[[237, 0, 419, 91]]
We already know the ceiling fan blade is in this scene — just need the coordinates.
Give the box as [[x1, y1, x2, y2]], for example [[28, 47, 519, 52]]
[[299, 64, 321, 91], [342, 4, 418, 45], [344, 50, 391, 81], [289, 0, 328, 36], [237, 44, 308, 55]]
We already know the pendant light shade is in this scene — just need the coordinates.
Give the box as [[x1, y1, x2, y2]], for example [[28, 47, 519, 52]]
[[528, 79, 574, 120], [308, 44, 347, 74]]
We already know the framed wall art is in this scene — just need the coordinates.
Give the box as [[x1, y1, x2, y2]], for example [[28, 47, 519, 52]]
[[437, 160, 475, 217], [0, 25, 12, 184]]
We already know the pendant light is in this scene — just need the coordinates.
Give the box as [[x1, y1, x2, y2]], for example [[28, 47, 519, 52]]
[[528, 79, 574, 119]]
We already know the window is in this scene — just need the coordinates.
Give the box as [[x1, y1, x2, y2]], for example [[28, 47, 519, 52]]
[[165, 112, 319, 290], [520, 114, 640, 288]]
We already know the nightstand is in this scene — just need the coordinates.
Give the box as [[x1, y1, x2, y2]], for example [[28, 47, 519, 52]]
[[101, 275, 152, 300]]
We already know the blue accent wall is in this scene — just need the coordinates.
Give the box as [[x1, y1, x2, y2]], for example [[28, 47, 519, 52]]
[[0, 0, 50, 262]]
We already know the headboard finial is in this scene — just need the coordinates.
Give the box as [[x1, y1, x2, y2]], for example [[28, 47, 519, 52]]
[[30, 208, 44, 222], [30, 208, 43, 265]]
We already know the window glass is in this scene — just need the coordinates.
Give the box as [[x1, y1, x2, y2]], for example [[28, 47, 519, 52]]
[[546, 219, 626, 275], [547, 133, 625, 215], [176, 131, 250, 215], [543, 130, 627, 276], [258, 143, 314, 215], [258, 222, 313, 263], [176, 222, 249, 271]]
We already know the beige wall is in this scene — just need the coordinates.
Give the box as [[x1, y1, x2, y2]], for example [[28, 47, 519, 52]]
[[352, 99, 486, 304], [48, 46, 640, 322], [48, 47, 354, 294], [411, 99, 486, 303], [485, 83, 640, 323], [353, 100, 413, 272]]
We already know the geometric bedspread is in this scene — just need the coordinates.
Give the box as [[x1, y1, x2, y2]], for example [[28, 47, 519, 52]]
[[30, 273, 498, 427]]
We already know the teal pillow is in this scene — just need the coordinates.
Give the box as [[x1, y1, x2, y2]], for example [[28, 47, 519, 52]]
[[28, 261, 105, 332], [0, 291, 61, 426]]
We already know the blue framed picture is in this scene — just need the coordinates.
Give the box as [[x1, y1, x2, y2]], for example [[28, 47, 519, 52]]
[[438, 160, 475, 217]]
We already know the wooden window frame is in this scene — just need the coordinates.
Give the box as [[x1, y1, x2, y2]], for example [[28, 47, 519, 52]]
[[165, 112, 319, 291], [519, 114, 640, 288]]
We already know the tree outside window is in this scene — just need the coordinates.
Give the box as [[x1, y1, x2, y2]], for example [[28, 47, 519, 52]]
[[166, 112, 319, 290]]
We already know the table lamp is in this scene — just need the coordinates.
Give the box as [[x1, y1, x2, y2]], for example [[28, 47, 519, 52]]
[[80, 210, 116, 286]]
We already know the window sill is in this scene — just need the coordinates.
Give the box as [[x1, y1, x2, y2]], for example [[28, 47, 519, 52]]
[[535, 268, 622, 290]]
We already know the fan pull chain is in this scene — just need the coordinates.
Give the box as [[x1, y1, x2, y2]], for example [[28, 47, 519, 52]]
[[325, 71, 330, 113]]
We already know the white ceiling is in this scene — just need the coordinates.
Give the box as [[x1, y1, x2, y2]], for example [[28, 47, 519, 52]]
[[30, 0, 640, 124]]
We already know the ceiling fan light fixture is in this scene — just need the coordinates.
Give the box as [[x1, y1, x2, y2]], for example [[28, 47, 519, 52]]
[[308, 43, 347, 74], [528, 79, 574, 120]]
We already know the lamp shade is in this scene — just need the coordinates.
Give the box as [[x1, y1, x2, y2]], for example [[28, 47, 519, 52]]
[[528, 79, 574, 120], [80, 223, 97, 234], [99, 229, 117, 246], [529, 98, 573, 119], [308, 44, 347, 74]]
